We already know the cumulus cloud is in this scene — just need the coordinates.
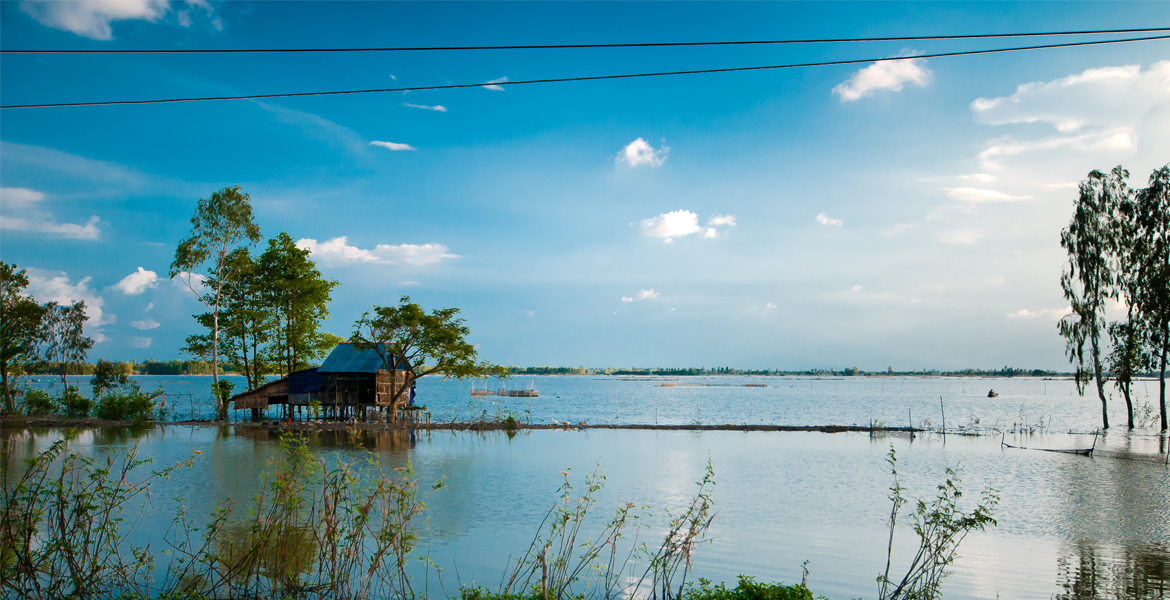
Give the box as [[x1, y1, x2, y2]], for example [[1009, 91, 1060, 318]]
[[833, 56, 931, 102], [765, 303, 777, 309], [114, 267, 159, 295], [130, 318, 160, 330], [20, 0, 169, 40], [816, 213, 843, 226], [26, 269, 112, 339], [944, 188, 1031, 203], [939, 230, 985, 245], [370, 141, 417, 151], [616, 138, 668, 168], [1008, 307, 1072, 320], [297, 237, 459, 267], [707, 215, 737, 227], [640, 210, 700, 240], [129, 336, 153, 349], [404, 103, 448, 112], [482, 76, 508, 91], [623, 289, 659, 302]]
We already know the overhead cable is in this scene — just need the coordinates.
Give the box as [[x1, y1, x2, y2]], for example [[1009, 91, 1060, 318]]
[[2, 26, 1168, 54], [2, 34, 1168, 110]]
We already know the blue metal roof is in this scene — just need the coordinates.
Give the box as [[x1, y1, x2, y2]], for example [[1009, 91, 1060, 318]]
[[288, 368, 324, 394], [317, 343, 408, 373]]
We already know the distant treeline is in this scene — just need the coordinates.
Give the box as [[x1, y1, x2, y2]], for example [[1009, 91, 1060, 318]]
[[505, 365, 1076, 377], [26, 360, 226, 376]]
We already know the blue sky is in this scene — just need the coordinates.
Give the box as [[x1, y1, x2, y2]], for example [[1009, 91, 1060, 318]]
[[2, 1, 1168, 370]]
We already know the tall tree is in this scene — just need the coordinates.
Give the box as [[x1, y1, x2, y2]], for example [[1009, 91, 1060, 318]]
[[0, 263, 47, 413], [1059, 167, 1125, 429], [350, 296, 504, 419], [258, 232, 340, 376], [1135, 165, 1170, 431], [39, 301, 94, 388], [1106, 175, 1151, 429], [170, 186, 262, 420]]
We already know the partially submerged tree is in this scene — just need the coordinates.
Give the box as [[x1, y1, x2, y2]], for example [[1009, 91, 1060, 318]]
[[0, 263, 46, 413], [1135, 166, 1170, 431], [1060, 167, 1125, 429], [170, 186, 262, 420], [350, 296, 505, 415]]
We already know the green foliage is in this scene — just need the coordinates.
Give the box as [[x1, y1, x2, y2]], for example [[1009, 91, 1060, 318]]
[[684, 576, 816, 600], [878, 446, 998, 600], [37, 300, 94, 389], [351, 296, 505, 412], [94, 389, 161, 423], [22, 388, 54, 415], [0, 262, 48, 413], [171, 185, 263, 420], [259, 232, 341, 377], [91, 358, 132, 399], [61, 385, 91, 418]]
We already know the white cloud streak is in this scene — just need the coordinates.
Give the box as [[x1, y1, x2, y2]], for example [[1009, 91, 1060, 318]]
[[944, 188, 1031, 203], [370, 141, 417, 151], [833, 56, 931, 102], [1007, 307, 1072, 320], [404, 103, 448, 112], [130, 318, 160, 330], [707, 215, 737, 227], [20, 0, 169, 40], [297, 237, 459, 267], [482, 76, 508, 91], [114, 267, 159, 295]]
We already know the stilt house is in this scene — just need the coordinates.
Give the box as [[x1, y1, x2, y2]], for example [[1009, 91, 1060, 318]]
[[230, 343, 413, 421]]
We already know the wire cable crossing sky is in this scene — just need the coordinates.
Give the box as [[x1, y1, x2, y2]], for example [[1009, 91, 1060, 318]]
[[4, 34, 1168, 109]]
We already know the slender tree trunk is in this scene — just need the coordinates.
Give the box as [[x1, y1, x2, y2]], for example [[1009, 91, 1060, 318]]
[[2, 362, 11, 413], [212, 267, 223, 421], [1122, 381, 1134, 429], [1091, 330, 1109, 429], [1160, 339, 1167, 431]]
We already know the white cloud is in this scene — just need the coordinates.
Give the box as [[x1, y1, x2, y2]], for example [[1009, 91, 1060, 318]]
[[482, 76, 508, 91], [374, 243, 459, 266], [297, 237, 459, 267], [765, 303, 777, 309], [527, 310, 535, 318], [1, 213, 101, 240], [939, 230, 985, 245], [958, 173, 997, 183], [130, 318, 160, 330], [641, 210, 700, 240], [404, 103, 448, 112], [702, 227, 718, 238], [621, 297, 634, 303], [944, 188, 1031, 203], [129, 336, 153, 349], [833, 56, 931, 102], [707, 215, 737, 227], [176, 9, 190, 27], [170, 271, 207, 289], [20, 0, 169, 40], [114, 267, 159, 295], [616, 138, 668, 168], [970, 61, 1170, 171], [144, 302, 154, 312], [370, 141, 417, 151], [816, 213, 843, 226], [636, 289, 659, 301], [26, 269, 112, 334], [1, 187, 46, 206], [852, 285, 863, 291], [1008, 307, 1072, 320]]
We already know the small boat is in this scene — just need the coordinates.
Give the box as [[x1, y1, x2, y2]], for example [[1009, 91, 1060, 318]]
[[987, 389, 999, 398]]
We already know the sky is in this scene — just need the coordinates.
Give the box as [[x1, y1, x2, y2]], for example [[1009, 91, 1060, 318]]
[[1, 1, 1168, 370]]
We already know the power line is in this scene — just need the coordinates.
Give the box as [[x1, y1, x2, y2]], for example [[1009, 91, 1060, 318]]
[[3, 34, 1167, 110], [2, 27, 1168, 54]]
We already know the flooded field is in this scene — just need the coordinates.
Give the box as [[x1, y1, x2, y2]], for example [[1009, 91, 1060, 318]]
[[4, 423, 1167, 599]]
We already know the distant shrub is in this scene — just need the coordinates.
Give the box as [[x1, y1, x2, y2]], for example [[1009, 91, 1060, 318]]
[[61, 385, 91, 417], [23, 388, 54, 415], [94, 390, 159, 423], [684, 576, 816, 600]]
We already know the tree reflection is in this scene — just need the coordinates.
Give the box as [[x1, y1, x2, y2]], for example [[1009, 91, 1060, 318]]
[[1056, 540, 1168, 599]]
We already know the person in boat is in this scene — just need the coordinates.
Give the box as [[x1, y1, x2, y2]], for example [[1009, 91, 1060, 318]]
[[988, 389, 998, 398]]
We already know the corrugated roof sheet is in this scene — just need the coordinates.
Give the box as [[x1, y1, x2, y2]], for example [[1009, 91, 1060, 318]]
[[318, 343, 408, 373], [288, 368, 324, 394]]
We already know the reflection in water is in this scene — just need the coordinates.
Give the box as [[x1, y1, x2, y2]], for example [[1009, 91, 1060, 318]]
[[1056, 540, 1169, 599]]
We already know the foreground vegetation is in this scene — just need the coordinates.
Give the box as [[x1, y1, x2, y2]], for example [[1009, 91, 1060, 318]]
[[1, 430, 996, 600]]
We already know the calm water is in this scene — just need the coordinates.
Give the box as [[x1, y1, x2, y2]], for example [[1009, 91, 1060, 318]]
[[8, 375, 1170, 598], [23, 374, 1170, 431]]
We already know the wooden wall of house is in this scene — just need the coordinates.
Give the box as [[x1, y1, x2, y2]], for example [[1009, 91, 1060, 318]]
[[375, 369, 409, 407]]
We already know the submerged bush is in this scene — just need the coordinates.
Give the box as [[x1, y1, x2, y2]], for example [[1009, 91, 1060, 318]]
[[94, 390, 159, 423], [62, 385, 91, 417], [685, 576, 816, 600]]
